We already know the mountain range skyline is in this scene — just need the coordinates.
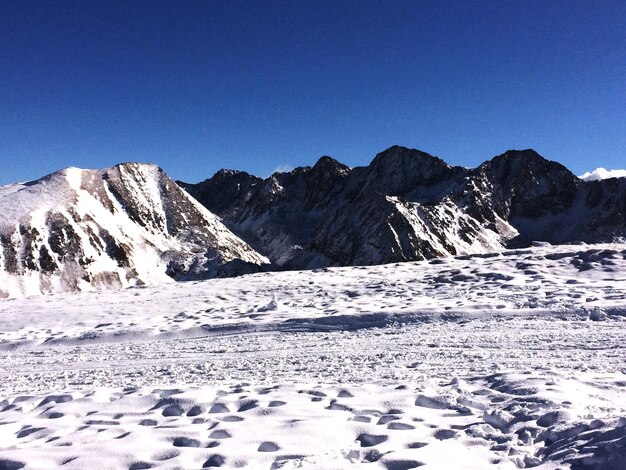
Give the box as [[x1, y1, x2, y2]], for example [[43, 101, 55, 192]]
[[2, 146, 625, 187]]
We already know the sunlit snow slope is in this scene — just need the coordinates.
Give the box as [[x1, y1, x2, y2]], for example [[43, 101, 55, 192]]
[[0, 163, 268, 298]]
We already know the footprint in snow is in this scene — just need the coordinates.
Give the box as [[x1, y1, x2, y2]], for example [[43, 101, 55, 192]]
[[172, 437, 201, 447], [406, 442, 428, 449], [208, 403, 229, 414], [128, 462, 153, 470], [37, 394, 72, 408], [388, 422, 415, 430], [268, 400, 286, 407], [383, 459, 424, 469], [237, 400, 258, 412], [220, 415, 244, 422], [433, 429, 457, 440], [16, 427, 47, 438], [208, 430, 231, 439], [258, 441, 280, 452], [151, 450, 179, 461], [161, 405, 183, 417], [356, 433, 388, 447], [202, 454, 225, 468]]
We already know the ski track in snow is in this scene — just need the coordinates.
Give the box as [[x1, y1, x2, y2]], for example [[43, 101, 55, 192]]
[[0, 243, 625, 469]]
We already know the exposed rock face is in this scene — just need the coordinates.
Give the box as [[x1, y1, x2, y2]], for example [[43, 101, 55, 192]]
[[181, 156, 351, 266], [357, 146, 466, 202], [0, 163, 268, 298], [180, 146, 626, 268], [581, 177, 626, 238]]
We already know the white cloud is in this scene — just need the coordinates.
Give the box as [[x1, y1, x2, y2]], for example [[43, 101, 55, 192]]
[[579, 168, 626, 181], [271, 164, 294, 174]]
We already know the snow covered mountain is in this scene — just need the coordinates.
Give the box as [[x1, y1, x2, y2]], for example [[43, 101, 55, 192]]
[[180, 146, 626, 267], [0, 163, 268, 298]]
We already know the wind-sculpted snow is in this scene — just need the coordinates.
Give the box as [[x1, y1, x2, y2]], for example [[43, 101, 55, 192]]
[[0, 243, 625, 468], [0, 163, 268, 298]]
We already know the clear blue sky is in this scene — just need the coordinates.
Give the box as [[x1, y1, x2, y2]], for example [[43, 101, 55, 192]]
[[1, 0, 624, 185]]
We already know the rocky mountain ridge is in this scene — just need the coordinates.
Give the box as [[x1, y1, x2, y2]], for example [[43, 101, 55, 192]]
[[180, 146, 626, 268]]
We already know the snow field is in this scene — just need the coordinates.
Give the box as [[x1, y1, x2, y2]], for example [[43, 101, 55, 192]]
[[0, 243, 625, 468]]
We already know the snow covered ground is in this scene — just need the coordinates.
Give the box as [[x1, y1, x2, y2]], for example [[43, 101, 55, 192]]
[[0, 243, 625, 469]]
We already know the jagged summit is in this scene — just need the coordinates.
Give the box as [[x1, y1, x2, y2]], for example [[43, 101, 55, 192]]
[[212, 168, 255, 178], [361, 146, 466, 201], [372, 144, 446, 161], [310, 155, 349, 174], [496, 148, 542, 158], [484, 149, 576, 177], [473, 149, 580, 221], [368, 146, 455, 179]]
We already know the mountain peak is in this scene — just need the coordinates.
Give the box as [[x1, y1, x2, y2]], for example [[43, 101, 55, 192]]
[[214, 168, 252, 178], [486, 149, 575, 178], [113, 161, 160, 170], [499, 149, 541, 158], [362, 145, 463, 199], [475, 149, 580, 221], [369, 146, 455, 175], [310, 156, 350, 175], [375, 145, 436, 160]]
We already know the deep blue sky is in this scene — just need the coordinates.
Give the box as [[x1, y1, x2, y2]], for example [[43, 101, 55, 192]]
[[1, 0, 624, 185]]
